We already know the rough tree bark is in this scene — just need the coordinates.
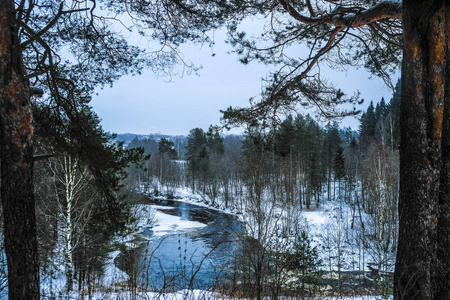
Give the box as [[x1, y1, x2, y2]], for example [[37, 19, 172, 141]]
[[436, 4, 450, 299], [0, 0, 40, 299], [394, 0, 447, 299]]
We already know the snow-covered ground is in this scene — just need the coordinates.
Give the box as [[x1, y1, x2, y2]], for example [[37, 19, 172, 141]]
[[138, 182, 397, 275], [302, 200, 369, 272], [131, 204, 206, 237], [85, 289, 393, 300], [35, 182, 394, 299]]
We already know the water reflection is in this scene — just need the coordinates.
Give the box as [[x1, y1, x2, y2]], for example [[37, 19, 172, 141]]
[[115, 197, 243, 291]]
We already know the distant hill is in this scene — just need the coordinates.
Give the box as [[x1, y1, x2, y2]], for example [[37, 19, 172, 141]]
[[113, 133, 243, 160], [114, 133, 176, 146], [113, 133, 188, 159]]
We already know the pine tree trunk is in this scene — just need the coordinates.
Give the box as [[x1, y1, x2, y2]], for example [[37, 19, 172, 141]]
[[0, 1, 40, 298], [394, 1, 446, 299], [436, 5, 450, 298]]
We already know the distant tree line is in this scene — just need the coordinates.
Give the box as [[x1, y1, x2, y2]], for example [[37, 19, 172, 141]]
[[20, 78, 400, 298], [126, 79, 402, 298]]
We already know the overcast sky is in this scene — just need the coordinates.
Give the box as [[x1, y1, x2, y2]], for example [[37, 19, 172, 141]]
[[91, 29, 396, 136]]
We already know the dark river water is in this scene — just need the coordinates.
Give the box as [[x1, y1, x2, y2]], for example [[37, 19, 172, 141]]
[[115, 197, 244, 291]]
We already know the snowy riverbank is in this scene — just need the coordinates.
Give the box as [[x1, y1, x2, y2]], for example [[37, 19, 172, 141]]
[[36, 183, 394, 299]]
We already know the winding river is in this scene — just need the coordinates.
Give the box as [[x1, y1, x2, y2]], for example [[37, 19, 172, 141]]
[[115, 197, 244, 291]]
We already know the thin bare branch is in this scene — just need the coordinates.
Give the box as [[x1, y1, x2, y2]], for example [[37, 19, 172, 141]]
[[21, 3, 89, 48]]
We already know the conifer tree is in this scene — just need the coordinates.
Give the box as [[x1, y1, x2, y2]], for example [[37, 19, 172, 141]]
[[325, 122, 342, 201], [186, 128, 208, 190], [206, 126, 225, 155], [333, 145, 346, 198], [274, 115, 296, 158], [158, 138, 178, 160], [304, 116, 323, 207], [359, 101, 377, 143], [3, 0, 450, 298]]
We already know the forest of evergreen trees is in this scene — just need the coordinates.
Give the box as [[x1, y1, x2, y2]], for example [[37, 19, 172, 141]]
[[5, 0, 450, 298], [0, 77, 404, 298], [118, 80, 402, 297], [130, 80, 400, 215]]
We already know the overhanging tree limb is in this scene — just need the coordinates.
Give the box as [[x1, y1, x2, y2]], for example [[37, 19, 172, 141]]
[[277, 0, 402, 26]]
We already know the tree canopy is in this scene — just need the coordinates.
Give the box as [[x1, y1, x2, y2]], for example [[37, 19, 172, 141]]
[[222, 0, 402, 127], [0, 0, 233, 297], [1, 0, 450, 299]]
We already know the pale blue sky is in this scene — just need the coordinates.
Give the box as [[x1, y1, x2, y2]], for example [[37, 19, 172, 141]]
[[91, 29, 395, 136]]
